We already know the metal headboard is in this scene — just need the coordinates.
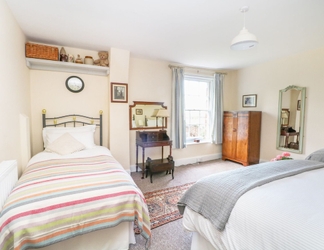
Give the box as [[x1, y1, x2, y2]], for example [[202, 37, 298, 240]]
[[42, 109, 103, 146]]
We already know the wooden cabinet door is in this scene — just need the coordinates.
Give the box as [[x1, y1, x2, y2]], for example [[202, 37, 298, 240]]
[[235, 112, 249, 162], [222, 112, 237, 158], [222, 111, 261, 166]]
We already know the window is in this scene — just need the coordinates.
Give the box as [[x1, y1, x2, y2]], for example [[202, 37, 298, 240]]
[[184, 75, 213, 144]]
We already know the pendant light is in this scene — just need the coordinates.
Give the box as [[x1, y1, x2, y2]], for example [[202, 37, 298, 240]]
[[230, 6, 258, 50]]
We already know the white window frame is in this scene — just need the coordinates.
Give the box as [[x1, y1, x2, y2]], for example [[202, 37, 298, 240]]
[[184, 74, 214, 144]]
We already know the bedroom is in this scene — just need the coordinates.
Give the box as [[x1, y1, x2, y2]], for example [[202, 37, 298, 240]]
[[1, 0, 324, 249]]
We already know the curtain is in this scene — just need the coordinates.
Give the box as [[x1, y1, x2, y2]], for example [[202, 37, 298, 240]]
[[211, 73, 224, 144], [171, 67, 186, 149]]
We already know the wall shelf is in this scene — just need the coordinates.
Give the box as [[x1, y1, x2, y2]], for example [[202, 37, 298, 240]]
[[26, 58, 109, 76]]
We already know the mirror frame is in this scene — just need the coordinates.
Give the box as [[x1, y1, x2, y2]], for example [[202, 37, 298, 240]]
[[276, 85, 306, 154], [129, 101, 167, 130]]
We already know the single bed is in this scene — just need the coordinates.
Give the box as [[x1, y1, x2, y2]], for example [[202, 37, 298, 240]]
[[0, 110, 151, 250], [178, 153, 324, 250]]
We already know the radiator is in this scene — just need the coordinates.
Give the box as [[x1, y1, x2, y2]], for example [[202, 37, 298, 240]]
[[0, 160, 18, 211]]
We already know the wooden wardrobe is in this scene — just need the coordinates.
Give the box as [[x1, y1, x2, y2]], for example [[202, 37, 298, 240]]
[[222, 111, 262, 166]]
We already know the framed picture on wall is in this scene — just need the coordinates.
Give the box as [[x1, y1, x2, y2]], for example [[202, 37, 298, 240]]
[[297, 100, 301, 110], [135, 109, 143, 115], [111, 82, 128, 103], [242, 94, 257, 107]]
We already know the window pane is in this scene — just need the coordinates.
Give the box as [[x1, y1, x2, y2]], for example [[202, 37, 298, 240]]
[[185, 80, 209, 110], [185, 111, 210, 139], [184, 76, 212, 143]]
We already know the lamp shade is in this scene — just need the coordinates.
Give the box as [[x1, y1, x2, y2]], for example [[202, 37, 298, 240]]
[[281, 112, 289, 119], [151, 109, 159, 117], [230, 27, 258, 50], [156, 109, 169, 118]]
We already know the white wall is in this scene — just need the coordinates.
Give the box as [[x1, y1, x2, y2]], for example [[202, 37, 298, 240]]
[[229, 46, 324, 161], [0, 0, 30, 175]]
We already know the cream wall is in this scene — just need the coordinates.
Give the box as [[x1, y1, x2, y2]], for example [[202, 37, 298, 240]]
[[29, 47, 134, 172], [30, 70, 109, 155], [3, 0, 323, 174], [128, 58, 174, 169], [0, 0, 30, 175], [108, 48, 131, 171], [228, 46, 324, 161], [128, 58, 226, 170]]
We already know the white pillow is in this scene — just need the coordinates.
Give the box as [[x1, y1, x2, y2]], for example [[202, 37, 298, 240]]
[[45, 133, 86, 155], [305, 148, 324, 162], [43, 125, 96, 148]]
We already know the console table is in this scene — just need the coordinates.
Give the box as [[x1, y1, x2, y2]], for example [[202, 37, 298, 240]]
[[136, 130, 172, 179], [281, 130, 299, 148]]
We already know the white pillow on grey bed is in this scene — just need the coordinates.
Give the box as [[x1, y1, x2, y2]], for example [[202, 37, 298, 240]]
[[45, 133, 86, 155], [305, 148, 324, 162], [43, 125, 96, 148]]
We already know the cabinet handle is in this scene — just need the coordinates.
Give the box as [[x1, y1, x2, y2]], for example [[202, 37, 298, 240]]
[[233, 128, 237, 132]]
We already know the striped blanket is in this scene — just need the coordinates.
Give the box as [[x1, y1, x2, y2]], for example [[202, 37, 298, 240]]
[[0, 154, 151, 250]]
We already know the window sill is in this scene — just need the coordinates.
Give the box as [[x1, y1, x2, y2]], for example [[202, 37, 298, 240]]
[[186, 140, 211, 146]]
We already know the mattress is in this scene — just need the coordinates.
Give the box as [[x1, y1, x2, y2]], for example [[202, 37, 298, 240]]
[[0, 146, 150, 250], [182, 166, 324, 250]]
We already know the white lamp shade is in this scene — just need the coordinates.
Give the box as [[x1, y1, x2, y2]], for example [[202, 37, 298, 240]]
[[151, 109, 159, 117], [230, 27, 258, 50], [156, 109, 169, 118]]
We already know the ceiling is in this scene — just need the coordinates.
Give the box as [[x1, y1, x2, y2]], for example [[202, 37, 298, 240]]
[[5, 0, 324, 70]]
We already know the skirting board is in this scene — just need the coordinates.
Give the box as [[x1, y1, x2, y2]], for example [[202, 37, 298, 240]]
[[129, 155, 269, 172], [130, 153, 222, 172]]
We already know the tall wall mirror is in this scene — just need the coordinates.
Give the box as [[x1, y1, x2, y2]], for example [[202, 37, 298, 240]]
[[276, 85, 306, 154], [129, 101, 167, 130]]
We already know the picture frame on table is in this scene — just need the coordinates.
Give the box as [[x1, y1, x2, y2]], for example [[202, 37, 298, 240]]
[[242, 94, 257, 107], [111, 82, 128, 103]]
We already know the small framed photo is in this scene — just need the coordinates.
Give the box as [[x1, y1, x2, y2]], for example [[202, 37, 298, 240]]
[[111, 82, 128, 103], [242, 94, 257, 107], [297, 100, 301, 111], [136, 109, 143, 115]]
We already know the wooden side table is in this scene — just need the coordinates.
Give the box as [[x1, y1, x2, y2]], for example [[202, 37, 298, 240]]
[[281, 130, 299, 148], [136, 131, 172, 179]]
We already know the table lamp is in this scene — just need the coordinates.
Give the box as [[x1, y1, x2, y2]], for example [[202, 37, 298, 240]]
[[138, 120, 144, 127], [151, 109, 159, 127], [156, 109, 169, 130]]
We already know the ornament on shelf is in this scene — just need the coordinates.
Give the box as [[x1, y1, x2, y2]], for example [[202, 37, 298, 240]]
[[60, 47, 68, 62], [68, 54, 74, 63], [94, 51, 109, 67], [84, 56, 94, 65], [75, 54, 83, 64]]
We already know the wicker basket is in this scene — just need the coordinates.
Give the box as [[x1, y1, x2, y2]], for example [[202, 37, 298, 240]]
[[25, 43, 59, 61]]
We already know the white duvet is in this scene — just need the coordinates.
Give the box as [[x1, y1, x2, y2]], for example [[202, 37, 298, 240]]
[[183, 167, 324, 250]]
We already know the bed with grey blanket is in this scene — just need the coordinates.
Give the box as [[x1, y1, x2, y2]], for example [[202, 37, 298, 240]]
[[177, 159, 324, 231]]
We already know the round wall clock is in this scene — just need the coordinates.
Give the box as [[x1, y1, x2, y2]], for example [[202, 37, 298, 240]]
[[65, 76, 84, 93]]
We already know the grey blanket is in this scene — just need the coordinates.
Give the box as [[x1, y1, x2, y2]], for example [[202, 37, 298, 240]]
[[177, 159, 324, 231]]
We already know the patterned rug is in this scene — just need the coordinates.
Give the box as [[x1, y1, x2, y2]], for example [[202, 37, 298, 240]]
[[135, 182, 195, 233]]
